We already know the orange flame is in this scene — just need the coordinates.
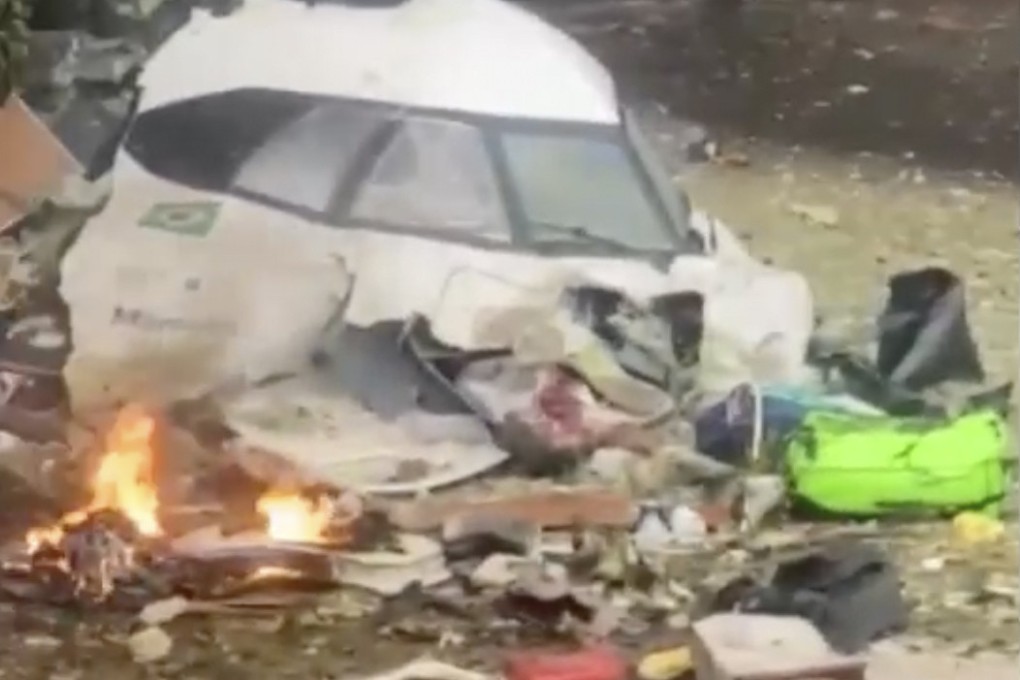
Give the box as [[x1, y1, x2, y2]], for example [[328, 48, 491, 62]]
[[26, 405, 162, 551], [256, 491, 332, 543]]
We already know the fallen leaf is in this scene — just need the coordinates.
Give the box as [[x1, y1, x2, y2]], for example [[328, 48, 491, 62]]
[[787, 203, 840, 227], [846, 84, 870, 95]]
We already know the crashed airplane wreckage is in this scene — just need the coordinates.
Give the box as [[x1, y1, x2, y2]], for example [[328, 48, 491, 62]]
[[0, 0, 818, 609], [0, 0, 1008, 628], [48, 0, 815, 477]]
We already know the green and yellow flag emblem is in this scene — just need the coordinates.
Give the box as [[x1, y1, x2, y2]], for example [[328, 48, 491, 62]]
[[138, 201, 221, 237]]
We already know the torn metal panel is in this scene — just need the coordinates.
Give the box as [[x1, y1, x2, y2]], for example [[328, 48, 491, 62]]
[[0, 95, 82, 231], [222, 372, 509, 496], [60, 210, 353, 407]]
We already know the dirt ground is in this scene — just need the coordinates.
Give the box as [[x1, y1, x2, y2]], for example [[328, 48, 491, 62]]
[[682, 143, 1017, 380], [0, 0, 1016, 677], [529, 0, 1019, 179], [622, 0, 1019, 665]]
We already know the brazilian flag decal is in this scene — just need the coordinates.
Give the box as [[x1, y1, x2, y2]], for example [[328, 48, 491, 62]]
[[138, 201, 221, 237]]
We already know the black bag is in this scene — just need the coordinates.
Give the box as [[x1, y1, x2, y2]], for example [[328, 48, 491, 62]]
[[717, 542, 908, 653], [877, 267, 984, 390]]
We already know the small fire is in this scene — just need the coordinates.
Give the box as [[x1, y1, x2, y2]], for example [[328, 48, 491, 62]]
[[26, 405, 162, 552], [256, 491, 332, 543]]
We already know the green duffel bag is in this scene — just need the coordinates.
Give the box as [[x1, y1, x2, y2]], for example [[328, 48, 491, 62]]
[[785, 408, 1010, 517]]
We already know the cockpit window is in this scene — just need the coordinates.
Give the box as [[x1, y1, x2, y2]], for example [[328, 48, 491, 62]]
[[499, 131, 676, 253], [234, 102, 384, 213], [123, 89, 689, 256], [350, 117, 511, 241], [124, 89, 315, 192]]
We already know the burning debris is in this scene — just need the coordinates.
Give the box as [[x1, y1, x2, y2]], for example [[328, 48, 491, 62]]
[[26, 404, 161, 550], [1, 405, 164, 605], [0, 403, 365, 608], [257, 490, 333, 544]]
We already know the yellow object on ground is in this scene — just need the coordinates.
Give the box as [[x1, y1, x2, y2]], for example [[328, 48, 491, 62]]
[[638, 646, 693, 680], [952, 511, 1005, 546]]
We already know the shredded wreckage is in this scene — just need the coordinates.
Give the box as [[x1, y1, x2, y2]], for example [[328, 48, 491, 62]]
[[0, 0, 1015, 677]]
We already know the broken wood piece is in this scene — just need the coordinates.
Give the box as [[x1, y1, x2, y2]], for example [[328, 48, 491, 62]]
[[388, 488, 637, 532], [189, 591, 320, 610], [164, 538, 344, 599], [140, 593, 314, 623]]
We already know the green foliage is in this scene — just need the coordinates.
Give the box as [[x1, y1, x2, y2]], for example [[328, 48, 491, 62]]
[[0, 0, 31, 103]]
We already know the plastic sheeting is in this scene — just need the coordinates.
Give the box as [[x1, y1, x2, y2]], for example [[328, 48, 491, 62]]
[[222, 371, 509, 495], [876, 267, 984, 390]]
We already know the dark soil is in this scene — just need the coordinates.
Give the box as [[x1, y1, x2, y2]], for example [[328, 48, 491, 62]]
[[524, 0, 1019, 178]]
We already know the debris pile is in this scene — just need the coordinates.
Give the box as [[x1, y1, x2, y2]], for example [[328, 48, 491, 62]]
[[0, 167, 1012, 678], [0, 259, 1010, 675], [0, 0, 1014, 676], [0, 404, 364, 609]]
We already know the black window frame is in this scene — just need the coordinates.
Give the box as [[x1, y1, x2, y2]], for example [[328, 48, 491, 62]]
[[124, 88, 321, 195], [123, 87, 695, 260]]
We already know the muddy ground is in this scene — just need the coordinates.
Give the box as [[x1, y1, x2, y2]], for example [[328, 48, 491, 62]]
[[0, 0, 1017, 677]]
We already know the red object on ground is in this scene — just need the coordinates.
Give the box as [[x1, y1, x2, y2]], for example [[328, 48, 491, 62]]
[[533, 367, 586, 446], [696, 500, 735, 532], [505, 646, 628, 680]]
